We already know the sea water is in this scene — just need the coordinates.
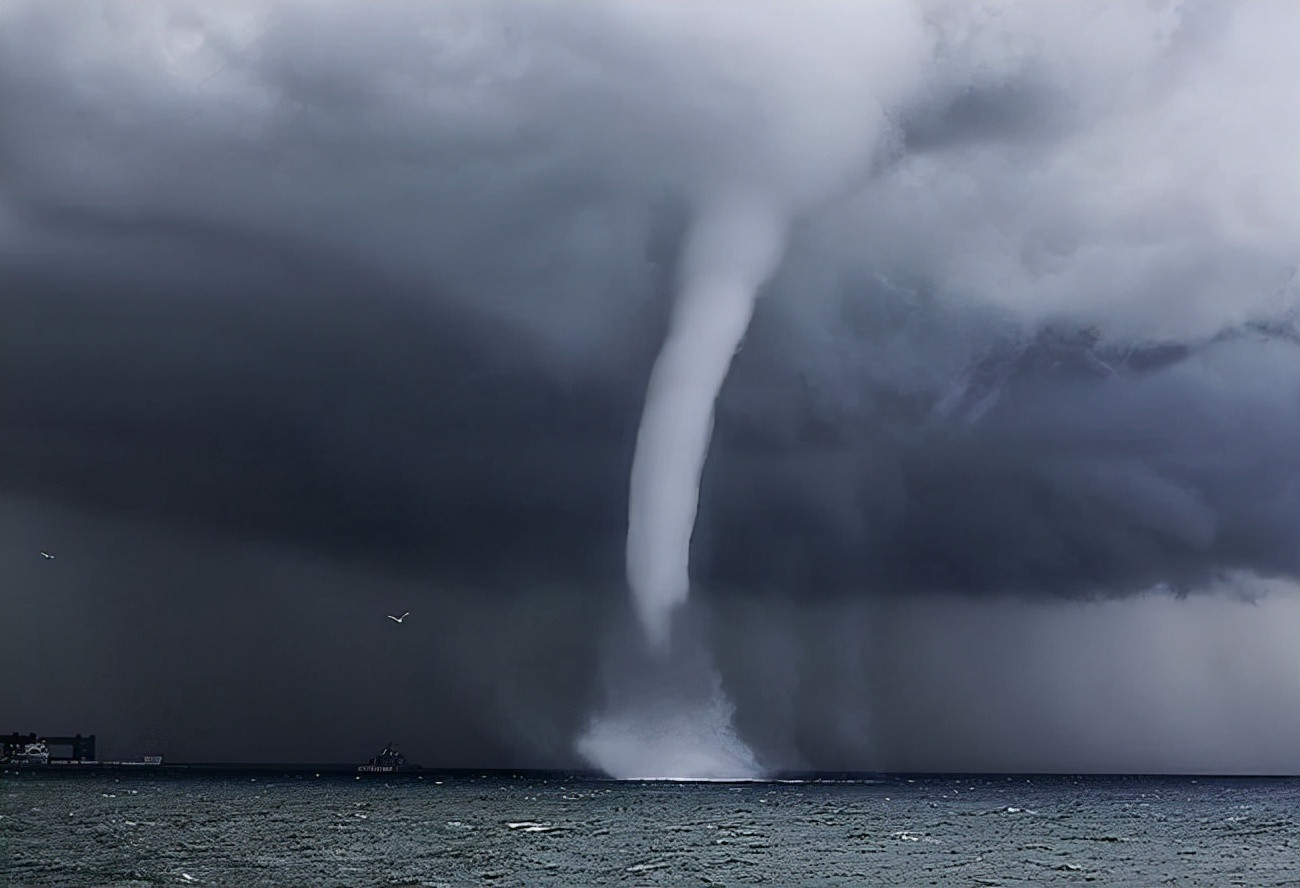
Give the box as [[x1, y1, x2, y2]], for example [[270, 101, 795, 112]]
[[3, 772, 1298, 886]]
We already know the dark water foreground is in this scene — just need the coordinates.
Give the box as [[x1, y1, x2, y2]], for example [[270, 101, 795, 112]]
[[3, 772, 1298, 886]]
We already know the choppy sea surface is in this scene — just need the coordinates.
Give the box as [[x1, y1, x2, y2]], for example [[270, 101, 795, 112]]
[[3, 772, 1298, 886]]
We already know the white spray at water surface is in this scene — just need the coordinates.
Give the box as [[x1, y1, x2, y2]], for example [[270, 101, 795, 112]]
[[577, 607, 763, 780]]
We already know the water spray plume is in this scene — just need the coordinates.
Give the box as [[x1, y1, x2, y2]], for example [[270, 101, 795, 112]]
[[626, 197, 787, 649], [577, 608, 764, 780]]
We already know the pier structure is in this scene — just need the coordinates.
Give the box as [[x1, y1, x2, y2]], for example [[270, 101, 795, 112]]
[[1, 732, 96, 763]]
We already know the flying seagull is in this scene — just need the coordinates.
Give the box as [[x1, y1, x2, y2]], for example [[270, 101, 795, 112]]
[[40, 551, 55, 560], [387, 612, 410, 624]]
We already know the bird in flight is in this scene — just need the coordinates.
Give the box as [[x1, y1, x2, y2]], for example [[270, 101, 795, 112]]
[[387, 612, 410, 624], [40, 551, 55, 560]]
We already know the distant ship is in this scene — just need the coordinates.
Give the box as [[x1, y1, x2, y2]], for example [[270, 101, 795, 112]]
[[357, 743, 418, 773]]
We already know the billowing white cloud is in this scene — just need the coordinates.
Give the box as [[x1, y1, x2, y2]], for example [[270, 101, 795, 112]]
[[6, 1, 1296, 351]]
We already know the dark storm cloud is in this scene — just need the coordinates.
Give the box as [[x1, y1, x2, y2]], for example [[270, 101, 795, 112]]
[[2, 253, 649, 584], [3, 0, 1300, 769], [700, 308, 1300, 599], [713, 590, 1300, 774], [0, 496, 608, 765]]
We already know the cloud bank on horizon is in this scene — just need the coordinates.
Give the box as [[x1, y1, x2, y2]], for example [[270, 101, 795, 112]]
[[2, 0, 1300, 769]]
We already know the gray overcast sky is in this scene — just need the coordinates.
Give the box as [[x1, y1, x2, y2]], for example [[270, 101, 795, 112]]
[[2, 0, 1300, 771]]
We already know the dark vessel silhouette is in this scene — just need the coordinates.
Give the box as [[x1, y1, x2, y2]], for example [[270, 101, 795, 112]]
[[357, 742, 417, 773]]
